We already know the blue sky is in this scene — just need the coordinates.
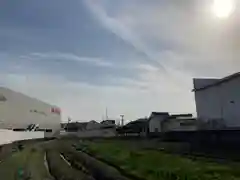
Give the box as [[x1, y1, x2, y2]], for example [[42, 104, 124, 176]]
[[1, 0, 240, 122]]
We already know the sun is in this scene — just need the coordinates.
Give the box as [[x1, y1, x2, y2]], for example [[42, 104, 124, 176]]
[[212, 0, 235, 19]]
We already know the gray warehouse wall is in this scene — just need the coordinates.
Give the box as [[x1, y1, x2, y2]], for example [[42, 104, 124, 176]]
[[0, 87, 61, 137], [194, 77, 240, 128]]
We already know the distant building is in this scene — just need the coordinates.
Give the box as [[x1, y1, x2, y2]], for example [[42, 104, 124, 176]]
[[63, 120, 102, 132], [63, 122, 88, 132], [117, 113, 196, 136], [100, 120, 116, 129], [86, 120, 101, 130], [161, 115, 197, 132], [116, 118, 148, 136], [101, 120, 115, 125], [148, 112, 169, 133], [148, 112, 196, 133], [193, 72, 240, 129]]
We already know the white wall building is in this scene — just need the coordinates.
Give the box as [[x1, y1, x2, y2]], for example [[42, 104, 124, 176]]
[[193, 72, 240, 129], [161, 117, 197, 132], [149, 112, 197, 133], [0, 87, 61, 137], [148, 112, 169, 133]]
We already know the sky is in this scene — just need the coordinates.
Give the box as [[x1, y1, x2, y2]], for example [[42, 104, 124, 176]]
[[0, 0, 240, 122]]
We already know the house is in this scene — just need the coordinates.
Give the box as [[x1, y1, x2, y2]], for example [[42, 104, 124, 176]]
[[148, 112, 197, 133], [193, 72, 240, 129], [100, 120, 116, 128], [101, 120, 115, 125], [148, 112, 169, 133], [86, 120, 101, 130], [161, 114, 197, 132], [117, 113, 196, 136], [116, 118, 148, 136], [63, 122, 88, 132]]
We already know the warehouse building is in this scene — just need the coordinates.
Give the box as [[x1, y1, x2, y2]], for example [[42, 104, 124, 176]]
[[0, 87, 61, 137], [193, 72, 240, 129]]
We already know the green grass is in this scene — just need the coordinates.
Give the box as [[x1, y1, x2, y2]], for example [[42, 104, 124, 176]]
[[0, 144, 52, 180], [80, 140, 240, 180]]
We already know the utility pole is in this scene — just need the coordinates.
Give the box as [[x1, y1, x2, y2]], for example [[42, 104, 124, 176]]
[[120, 115, 124, 126], [66, 117, 71, 131], [106, 108, 108, 120]]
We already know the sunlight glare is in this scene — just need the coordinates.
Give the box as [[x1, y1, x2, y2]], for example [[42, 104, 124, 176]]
[[212, 0, 235, 19]]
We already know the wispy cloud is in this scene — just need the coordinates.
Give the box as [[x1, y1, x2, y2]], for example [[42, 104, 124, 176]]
[[21, 52, 113, 67], [84, 0, 168, 72]]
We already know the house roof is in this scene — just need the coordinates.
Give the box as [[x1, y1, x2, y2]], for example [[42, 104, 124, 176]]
[[101, 120, 115, 124], [170, 114, 193, 118], [150, 112, 169, 116], [64, 122, 88, 130], [193, 72, 240, 92], [116, 118, 148, 133], [128, 118, 148, 124], [167, 117, 196, 121]]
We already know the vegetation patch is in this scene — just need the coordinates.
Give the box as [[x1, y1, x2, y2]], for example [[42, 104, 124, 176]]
[[58, 144, 130, 180], [77, 140, 240, 180]]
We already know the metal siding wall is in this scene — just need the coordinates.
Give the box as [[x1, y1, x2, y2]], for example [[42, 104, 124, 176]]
[[162, 120, 180, 132], [195, 77, 240, 128], [221, 77, 240, 127], [195, 85, 222, 121]]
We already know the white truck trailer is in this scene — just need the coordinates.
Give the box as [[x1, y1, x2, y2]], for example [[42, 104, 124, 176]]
[[0, 87, 61, 140]]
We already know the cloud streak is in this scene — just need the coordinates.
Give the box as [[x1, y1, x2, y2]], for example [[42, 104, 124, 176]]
[[84, 0, 168, 72], [23, 52, 113, 67]]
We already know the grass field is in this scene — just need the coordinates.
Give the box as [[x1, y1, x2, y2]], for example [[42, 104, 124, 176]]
[[77, 140, 240, 180], [1, 138, 240, 180]]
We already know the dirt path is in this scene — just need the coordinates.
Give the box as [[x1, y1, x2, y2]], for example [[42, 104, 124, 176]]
[[0, 145, 53, 180]]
